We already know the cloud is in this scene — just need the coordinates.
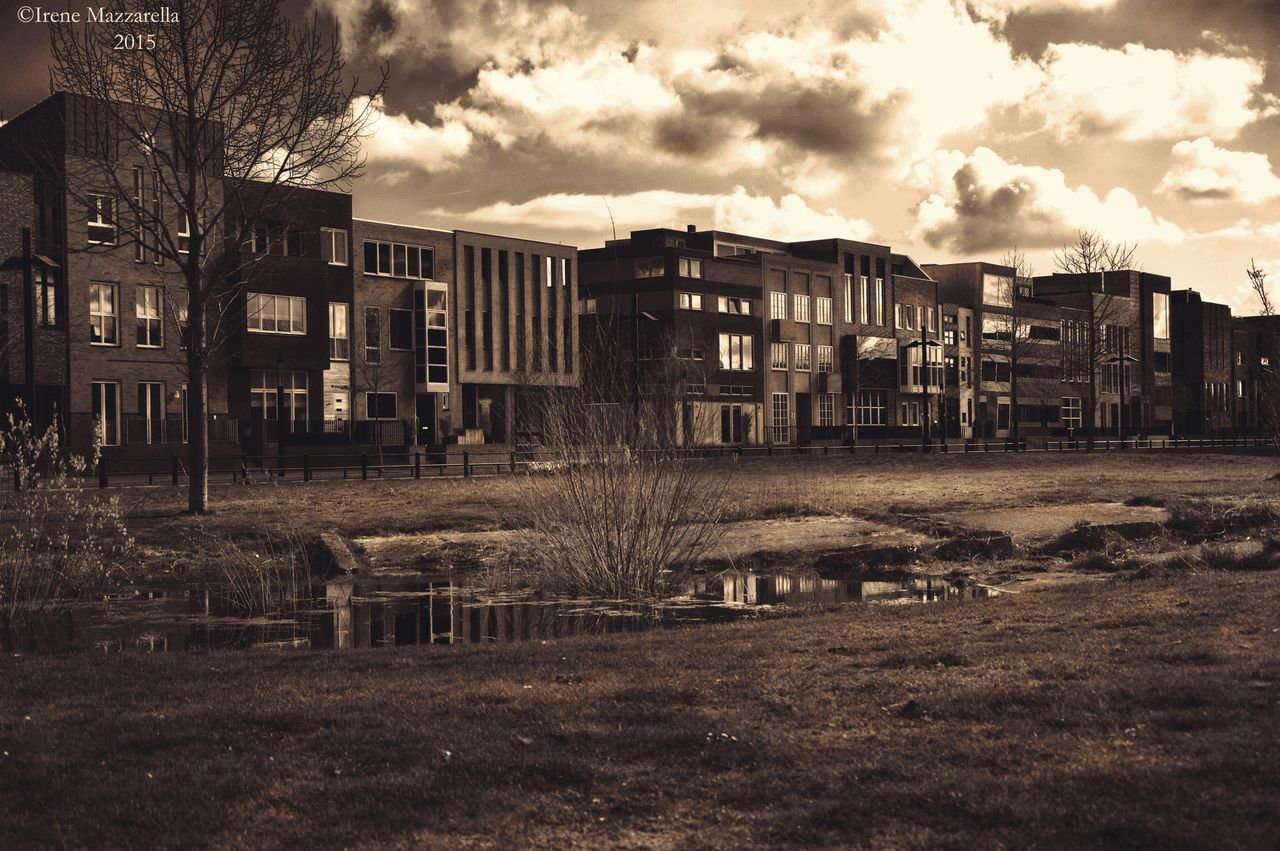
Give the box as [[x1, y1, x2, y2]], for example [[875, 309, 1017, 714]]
[[1032, 42, 1277, 141], [356, 96, 473, 170], [425, 187, 872, 242], [1156, 137, 1280, 204], [910, 147, 1185, 253]]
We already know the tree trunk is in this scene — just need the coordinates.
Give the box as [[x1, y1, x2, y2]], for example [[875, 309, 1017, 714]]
[[186, 268, 209, 515]]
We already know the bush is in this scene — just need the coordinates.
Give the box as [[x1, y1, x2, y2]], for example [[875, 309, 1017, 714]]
[[0, 404, 132, 635]]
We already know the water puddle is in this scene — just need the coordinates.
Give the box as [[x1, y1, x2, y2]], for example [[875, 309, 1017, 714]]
[[3, 571, 993, 654]]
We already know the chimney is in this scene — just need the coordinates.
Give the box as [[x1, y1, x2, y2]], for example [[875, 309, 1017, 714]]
[[687, 224, 696, 233]]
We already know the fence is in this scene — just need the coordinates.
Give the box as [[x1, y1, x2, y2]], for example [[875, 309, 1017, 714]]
[[1, 434, 1274, 491]]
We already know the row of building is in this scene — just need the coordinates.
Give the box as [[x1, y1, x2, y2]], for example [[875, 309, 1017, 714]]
[[0, 92, 1275, 458]]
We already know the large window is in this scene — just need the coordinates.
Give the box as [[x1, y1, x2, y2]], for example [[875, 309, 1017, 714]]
[[91, 381, 120, 446], [1152, 291, 1169, 340], [634, 257, 664, 278], [844, 274, 853, 323], [817, 345, 834, 373], [815, 297, 832, 325], [770, 291, 787, 320], [135, 285, 163, 347], [87, 194, 116, 244], [678, 292, 703, 310], [793, 294, 810, 323], [718, 333, 753, 371], [771, 342, 789, 371], [771, 392, 790, 444], [859, 275, 870, 324], [321, 228, 349, 266], [364, 307, 382, 364], [983, 273, 1013, 307], [818, 394, 835, 427], [854, 390, 885, 426], [794, 343, 812, 372], [138, 381, 164, 445], [363, 239, 434, 279], [718, 296, 751, 315], [246, 292, 306, 334], [390, 308, 412, 351], [329, 302, 350, 360], [33, 269, 57, 328], [250, 370, 308, 427], [677, 257, 703, 278], [418, 287, 449, 385], [875, 278, 885, 325], [89, 283, 119, 345], [365, 392, 398, 420], [1062, 396, 1082, 429]]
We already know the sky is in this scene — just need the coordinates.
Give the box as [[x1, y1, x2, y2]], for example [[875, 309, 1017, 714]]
[[2, 0, 1279, 312]]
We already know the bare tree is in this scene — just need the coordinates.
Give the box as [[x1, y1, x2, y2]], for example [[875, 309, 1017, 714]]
[[1248, 259, 1273, 317], [1244, 260, 1280, 448], [1052, 230, 1138, 449], [39, 0, 384, 513]]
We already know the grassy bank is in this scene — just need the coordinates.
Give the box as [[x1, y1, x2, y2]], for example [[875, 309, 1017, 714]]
[[2, 571, 1278, 848]]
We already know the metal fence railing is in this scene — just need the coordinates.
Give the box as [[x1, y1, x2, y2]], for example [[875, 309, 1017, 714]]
[[0, 435, 1273, 491]]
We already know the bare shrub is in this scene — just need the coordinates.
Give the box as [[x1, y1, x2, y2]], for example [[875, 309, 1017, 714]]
[[180, 518, 313, 616], [509, 327, 732, 599], [0, 404, 132, 634]]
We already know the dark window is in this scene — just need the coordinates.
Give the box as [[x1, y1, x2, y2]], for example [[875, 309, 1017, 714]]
[[365, 392, 397, 420], [390, 308, 412, 351], [364, 240, 377, 273]]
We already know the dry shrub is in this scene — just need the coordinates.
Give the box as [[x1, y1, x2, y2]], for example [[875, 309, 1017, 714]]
[[0, 404, 132, 633]]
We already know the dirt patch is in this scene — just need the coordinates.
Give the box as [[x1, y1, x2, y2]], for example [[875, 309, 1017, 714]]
[[945, 502, 1170, 544]]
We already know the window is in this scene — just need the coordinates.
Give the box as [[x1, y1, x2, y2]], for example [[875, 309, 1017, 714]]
[[283, 225, 301, 257], [720, 404, 744, 444], [365, 392, 398, 420], [250, 370, 308, 427], [901, 401, 921, 427], [770, 291, 787, 320], [678, 292, 703, 310], [390, 308, 412, 351], [584, 298, 597, 314], [138, 381, 164, 445], [944, 328, 956, 345], [959, 356, 971, 385], [718, 296, 751, 315], [983, 273, 1013, 307], [875, 278, 885, 325], [771, 342, 789, 370], [854, 390, 885, 426], [363, 240, 434, 279], [1237, 380, 1245, 398], [794, 343, 812, 372], [420, 287, 449, 385], [771, 392, 790, 444], [246, 292, 306, 334], [135, 285, 162, 348], [1152, 291, 1170, 340], [815, 297, 833, 325], [895, 303, 916, 331], [321, 228, 348, 265], [676, 346, 704, 361], [89, 283, 119, 345], [91, 381, 120, 446], [793, 294, 811, 323], [175, 292, 190, 350], [1062, 396, 1082, 429], [329, 302, 350, 360], [178, 210, 191, 255], [1029, 323, 1061, 341], [545, 255, 554, 287], [818, 393, 835, 427], [87, 194, 116, 244], [364, 307, 381, 363], [33, 269, 57, 328], [719, 333, 753, 371], [843, 274, 853, 323], [982, 316, 1010, 342], [249, 222, 269, 254], [816, 345, 833, 373], [634, 257, 664, 278], [981, 357, 1011, 383], [678, 257, 703, 278], [859, 276, 870, 324]]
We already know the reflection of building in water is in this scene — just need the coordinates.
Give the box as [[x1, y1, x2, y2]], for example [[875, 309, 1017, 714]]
[[719, 572, 857, 606]]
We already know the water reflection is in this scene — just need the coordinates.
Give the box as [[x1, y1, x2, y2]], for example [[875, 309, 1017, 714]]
[[2, 570, 991, 654]]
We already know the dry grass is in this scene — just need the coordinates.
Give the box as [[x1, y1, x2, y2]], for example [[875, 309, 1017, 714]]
[[1, 571, 1277, 848]]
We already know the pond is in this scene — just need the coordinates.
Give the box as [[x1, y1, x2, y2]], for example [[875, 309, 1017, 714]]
[[2, 571, 994, 654]]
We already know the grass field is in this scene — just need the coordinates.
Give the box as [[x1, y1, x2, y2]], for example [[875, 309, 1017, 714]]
[[1, 570, 1277, 848]]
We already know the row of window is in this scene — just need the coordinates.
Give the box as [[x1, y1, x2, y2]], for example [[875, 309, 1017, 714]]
[[88, 283, 187, 347], [677, 292, 753, 315], [90, 380, 188, 447], [769, 292, 836, 325], [769, 342, 834, 373]]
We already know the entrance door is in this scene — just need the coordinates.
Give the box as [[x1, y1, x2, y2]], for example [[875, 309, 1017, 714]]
[[995, 397, 1011, 438], [796, 392, 813, 445], [416, 394, 436, 446]]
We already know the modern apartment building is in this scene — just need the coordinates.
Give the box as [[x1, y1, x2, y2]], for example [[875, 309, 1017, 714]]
[[1171, 290, 1236, 436]]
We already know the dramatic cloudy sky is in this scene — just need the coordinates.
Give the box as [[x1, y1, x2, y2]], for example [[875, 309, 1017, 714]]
[[3, 0, 1280, 311]]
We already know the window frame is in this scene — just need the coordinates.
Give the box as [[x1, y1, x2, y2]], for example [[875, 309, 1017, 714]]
[[135, 284, 163, 348], [89, 282, 120, 346], [246, 292, 307, 335]]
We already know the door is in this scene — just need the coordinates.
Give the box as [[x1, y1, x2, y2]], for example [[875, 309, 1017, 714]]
[[416, 394, 437, 446], [796, 392, 813, 445], [995, 397, 1011, 438], [138, 382, 164, 444]]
